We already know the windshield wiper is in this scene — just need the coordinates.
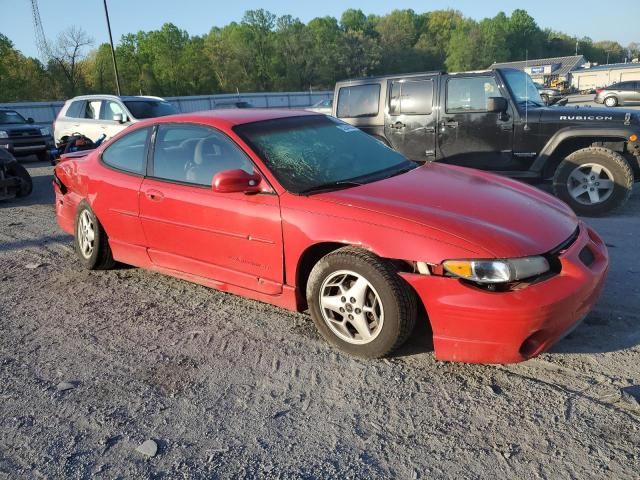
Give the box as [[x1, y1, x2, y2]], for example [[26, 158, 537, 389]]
[[299, 180, 363, 195]]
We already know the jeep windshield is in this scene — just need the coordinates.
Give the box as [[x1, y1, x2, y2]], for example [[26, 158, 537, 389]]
[[234, 115, 416, 194], [0, 110, 28, 125], [123, 100, 177, 119], [501, 70, 545, 107]]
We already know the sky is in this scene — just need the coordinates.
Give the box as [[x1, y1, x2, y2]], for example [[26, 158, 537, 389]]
[[3, 0, 639, 60]]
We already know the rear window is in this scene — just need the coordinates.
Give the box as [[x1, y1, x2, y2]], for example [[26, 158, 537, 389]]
[[336, 84, 380, 118], [65, 101, 85, 118], [124, 100, 177, 119]]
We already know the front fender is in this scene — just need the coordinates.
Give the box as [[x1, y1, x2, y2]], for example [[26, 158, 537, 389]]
[[531, 125, 639, 173]]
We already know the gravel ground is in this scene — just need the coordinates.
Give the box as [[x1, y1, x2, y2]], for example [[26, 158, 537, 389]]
[[1, 161, 639, 479]]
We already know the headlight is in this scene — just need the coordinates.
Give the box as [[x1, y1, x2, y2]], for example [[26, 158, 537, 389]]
[[39, 127, 50, 136], [442, 256, 550, 284], [0, 131, 8, 139]]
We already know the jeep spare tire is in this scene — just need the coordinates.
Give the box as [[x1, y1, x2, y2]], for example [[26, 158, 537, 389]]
[[553, 147, 633, 216]]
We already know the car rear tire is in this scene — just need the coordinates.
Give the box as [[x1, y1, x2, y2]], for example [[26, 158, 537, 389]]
[[553, 147, 633, 216], [74, 203, 115, 270], [604, 96, 618, 107], [11, 163, 32, 197], [306, 246, 417, 358]]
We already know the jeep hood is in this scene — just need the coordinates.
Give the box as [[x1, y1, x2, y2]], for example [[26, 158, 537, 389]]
[[536, 105, 639, 127], [315, 163, 578, 258]]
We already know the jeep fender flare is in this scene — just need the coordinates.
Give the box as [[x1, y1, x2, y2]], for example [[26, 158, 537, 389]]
[[531, 126, 638, 173]]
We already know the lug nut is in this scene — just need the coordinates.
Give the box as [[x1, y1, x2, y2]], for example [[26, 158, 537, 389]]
[[355, 308, 362, 314], [341, 296, 346, 303], [348, 314, 354, 320], [339, 307, 345, 313], [350, 297, 356, 303], [595, 182, 600, 186], [590, 187, 594, 191], [591, 176, 595, 180]]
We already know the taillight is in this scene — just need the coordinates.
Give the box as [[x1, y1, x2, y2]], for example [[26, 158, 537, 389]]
[[596, 88, 604, 93]]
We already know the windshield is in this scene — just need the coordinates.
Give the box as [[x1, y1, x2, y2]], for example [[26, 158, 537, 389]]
[[234, 115, 415, 194], [124, 100, 177, 119], [501, 70, 544, 107], [0, 110, 27, 125]]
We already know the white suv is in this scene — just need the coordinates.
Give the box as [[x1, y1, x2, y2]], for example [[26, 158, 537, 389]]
[[53, 95, 178, 143]]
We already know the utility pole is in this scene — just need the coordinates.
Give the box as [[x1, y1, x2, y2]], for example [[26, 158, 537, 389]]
[[102, 0, 121, 95]]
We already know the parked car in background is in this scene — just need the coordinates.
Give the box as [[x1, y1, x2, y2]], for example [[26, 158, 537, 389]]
[[0, 108, 54, 162], [332, 68, 640, 216], [213, 101, 253, 109], [305, 98, 333, 114], [534, 83, 563, 105], [594, 81, 640, 107], [53, 95, 177, 144], [53, 109, 608, 363]]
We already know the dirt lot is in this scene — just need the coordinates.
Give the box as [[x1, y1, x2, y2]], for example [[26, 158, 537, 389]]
[[1, 161, 639, 479]]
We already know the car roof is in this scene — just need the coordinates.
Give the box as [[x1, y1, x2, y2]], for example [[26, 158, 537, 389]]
[[65, 94, 167, 103], [135, 108, 320, 129]]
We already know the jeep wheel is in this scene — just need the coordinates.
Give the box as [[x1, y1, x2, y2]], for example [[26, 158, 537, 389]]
[[307, 246, 417, 358], [604, 96, 618, 107], [553, 147, 633, 216]]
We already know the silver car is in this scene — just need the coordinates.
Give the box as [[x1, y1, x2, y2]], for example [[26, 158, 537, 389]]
[[594, 81, 640, 107]]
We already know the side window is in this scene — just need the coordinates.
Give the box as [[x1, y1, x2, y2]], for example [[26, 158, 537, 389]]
[[389, 79, 433, 115], [100, 101, 125, 121], [446, 77, 500, 113], [84, 100, 102, 120], [152, 125, 254, 187], [65, 101, 85, 118], [337, 84, 380, 118], [101, 127, 149, 174]]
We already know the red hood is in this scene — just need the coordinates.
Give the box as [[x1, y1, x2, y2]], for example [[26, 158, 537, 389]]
[[314, 163, 578, 258]]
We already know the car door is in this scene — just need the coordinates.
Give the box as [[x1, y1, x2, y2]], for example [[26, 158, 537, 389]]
[[139, 123, 284, 295], [384, 77, 437, 162], [99, 100, 131, 140], [437, 75, 515, 170], [74, 99, 104, 141], [92, 126, 151, 264], [628, 81, 640, 104]]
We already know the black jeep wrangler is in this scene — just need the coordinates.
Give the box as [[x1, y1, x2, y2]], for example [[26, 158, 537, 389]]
[[0, 108, 55, 163], [0, 149, 32, 201], [333, 68, 640, 216]]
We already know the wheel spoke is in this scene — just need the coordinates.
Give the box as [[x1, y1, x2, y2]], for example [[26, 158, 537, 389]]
[[345, 276, 369, 305], [589, 165, 603, 177], [321, 294, 344, 315], [348, 314, 372, 340], [569, 185, 587, 199], [597, 179, 613, 190], [569, 170, 587, 184], [587, 188, 600, 203]]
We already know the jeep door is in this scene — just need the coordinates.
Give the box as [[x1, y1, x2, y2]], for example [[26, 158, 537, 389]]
[[437, 75, 515, 170], [383, 77, 437, 162]]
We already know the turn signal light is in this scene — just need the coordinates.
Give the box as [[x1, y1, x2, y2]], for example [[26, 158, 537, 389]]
[[630, 134, 638, 142]]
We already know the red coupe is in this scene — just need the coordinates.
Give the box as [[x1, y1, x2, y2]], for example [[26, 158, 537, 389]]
[[53, 110, 608, 363]]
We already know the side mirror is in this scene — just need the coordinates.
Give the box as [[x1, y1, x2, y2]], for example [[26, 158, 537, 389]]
[[113, 113, 125, 123], [212, 169, 265, 194], [27, 117, 35, 124], [486, 97, 508, 113]]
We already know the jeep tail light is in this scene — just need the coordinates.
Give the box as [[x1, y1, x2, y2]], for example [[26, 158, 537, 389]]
[[595, 88, 604, 93]]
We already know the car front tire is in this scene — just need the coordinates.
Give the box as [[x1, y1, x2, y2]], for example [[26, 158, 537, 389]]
[[74, 203, 115, 270], [11, 163, 32, 197], [553, 147, 633, 216], [306, 246, 417, 358]]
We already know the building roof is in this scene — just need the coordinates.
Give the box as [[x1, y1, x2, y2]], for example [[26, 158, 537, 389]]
[[489, 55, 585, 77], [573, 62, 640, 73]]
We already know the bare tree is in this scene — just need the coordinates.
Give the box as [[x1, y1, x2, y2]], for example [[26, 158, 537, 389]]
[[50, 26, 93, 96]]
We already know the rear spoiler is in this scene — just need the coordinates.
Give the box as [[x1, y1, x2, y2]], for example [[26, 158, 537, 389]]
[[58, 149, 94, 163]]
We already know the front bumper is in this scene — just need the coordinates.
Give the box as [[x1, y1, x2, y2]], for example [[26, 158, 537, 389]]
[[0, 136, 54, 156], [401, 222, 608, 364]]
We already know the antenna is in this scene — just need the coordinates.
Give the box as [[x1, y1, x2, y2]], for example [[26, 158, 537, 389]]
[[29, 0, 52, 62], [524, 49, 529, 131]]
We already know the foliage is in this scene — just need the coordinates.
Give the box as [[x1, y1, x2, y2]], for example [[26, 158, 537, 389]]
[[0, 8, 635, 102]]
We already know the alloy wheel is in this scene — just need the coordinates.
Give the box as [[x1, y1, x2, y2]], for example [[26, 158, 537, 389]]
[[566, 162, 615, 205], [319, 270, 384, 345], [77, 210, 95, 259]]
